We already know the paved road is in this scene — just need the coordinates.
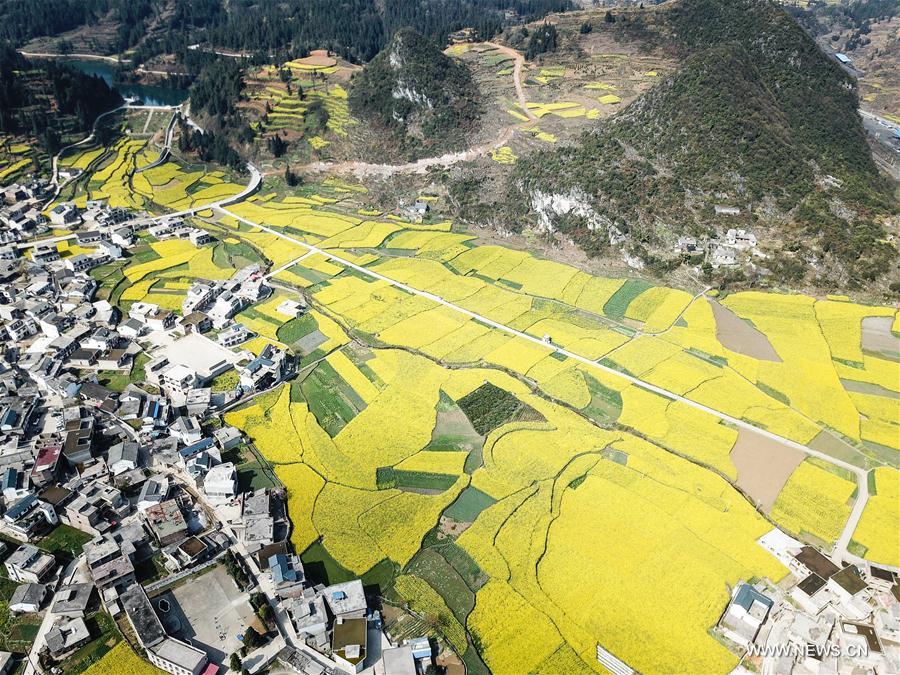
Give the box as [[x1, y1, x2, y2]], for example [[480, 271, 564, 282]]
[[135, 110, 179, 173], [19, 51, 128, 64], [216, 201, 874, 562], [17, 233, 76, 250]]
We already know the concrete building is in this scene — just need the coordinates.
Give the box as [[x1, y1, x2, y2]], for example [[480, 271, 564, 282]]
[[720, 583, 774, 647], [45, 617, 91, 658], [143, 500, 188, 546], [268, 553, 305, 598], [49, 203, 79, 226], [51, 583, 94, 618], [138, 475, 169, 511], [382, 645, 416, 675], [331, 617, 367, 674], [147, 638, 209, 675], [202, 462, 237, 502], [324, 579, 367, 619], [121, 584, 208, 675], [5, 544, 56, 583], [84, 535, 135, 590], [107, 441, 140, 475], [10, 583, 47, 613]]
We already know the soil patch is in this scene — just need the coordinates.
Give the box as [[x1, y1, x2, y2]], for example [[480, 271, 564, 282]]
[[730, 428, 804, 512], [809, 430, 868, 469], [861, 316, 900, 359], [841, 379, 900, 399], [437, 651, 466, 675], [710, 300, 780, 362], [295, 50, 337, 68], [438, 515, 471, 538]]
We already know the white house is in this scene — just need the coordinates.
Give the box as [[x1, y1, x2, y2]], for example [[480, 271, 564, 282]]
[[188, 229, 211, 246], [726, 228, 757, 248], [711, 245, 737, 267], [49, 203, 79, 226], [202, 462, 237, 502], [208, 292, 248, 329], [719, 583, 774, 647], [9, 583, 47, 614]]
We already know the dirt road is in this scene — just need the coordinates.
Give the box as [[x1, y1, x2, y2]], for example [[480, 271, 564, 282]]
[[484, 41, 536, 121]]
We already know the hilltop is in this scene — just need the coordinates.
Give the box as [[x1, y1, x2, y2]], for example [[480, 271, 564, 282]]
[[509, 0, 897, 290], [349, 27, 481, 159]]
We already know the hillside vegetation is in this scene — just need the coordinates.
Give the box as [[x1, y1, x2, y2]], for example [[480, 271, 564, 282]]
[[0, 46, 121, 151], [2, 0, 571, 65], [509, 0, 896, 290], [349, 27, 480, 159]]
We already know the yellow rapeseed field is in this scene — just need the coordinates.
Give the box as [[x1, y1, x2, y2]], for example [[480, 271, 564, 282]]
[[325, 350, 380, 403], [852, 468, 900, 566], [723, 292, 861, 439], [84, 642, 163, 675], [394, 451, 469, 475], [624, 287, 693, 333], [814, 300, 893, 364], [394, 575, 468, 653], [276, 461, 325, 553], [770, 460, 856, 545]]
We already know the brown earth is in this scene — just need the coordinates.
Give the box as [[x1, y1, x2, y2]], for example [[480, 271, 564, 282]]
[[294, 50, 337, 68], [710, 300, 781, 362], [730, 427, 804, 512], [861, 316, 900, 359]]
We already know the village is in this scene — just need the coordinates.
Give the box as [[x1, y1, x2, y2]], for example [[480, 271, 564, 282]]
[[0, 183, 437, 675]]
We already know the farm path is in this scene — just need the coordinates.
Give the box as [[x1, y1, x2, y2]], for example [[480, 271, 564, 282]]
[[483, 41, 536, 121]]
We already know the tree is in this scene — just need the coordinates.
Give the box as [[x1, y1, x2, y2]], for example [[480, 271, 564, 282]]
[[525, 23, 558, 60], [604, 10, 616, 23], [243, 627, 263, 650], [268, 133, 287, 157], [284, 165, 298, 187], [579, 22, 593, 34], [230, 653, 242, 672]]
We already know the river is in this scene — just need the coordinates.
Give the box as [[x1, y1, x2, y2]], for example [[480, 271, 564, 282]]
[[65, 59, 188, 107]]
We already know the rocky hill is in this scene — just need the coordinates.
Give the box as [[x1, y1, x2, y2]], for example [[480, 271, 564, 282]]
[[509, 0, 897, 291], [349, 27, 480, 159]]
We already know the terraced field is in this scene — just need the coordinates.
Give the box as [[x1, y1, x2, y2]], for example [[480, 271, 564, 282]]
[[241, 50, 355, 156]]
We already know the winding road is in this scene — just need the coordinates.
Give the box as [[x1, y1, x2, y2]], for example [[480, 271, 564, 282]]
[[18, 50, 129, 64], [484, 41, 535, 121]]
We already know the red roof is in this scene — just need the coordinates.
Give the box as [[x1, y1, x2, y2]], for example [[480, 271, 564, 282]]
[[34, 445, 62, 471], [201, 665, 219, 675]]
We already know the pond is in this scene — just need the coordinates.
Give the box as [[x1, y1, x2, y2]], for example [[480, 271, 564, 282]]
[[65, 59, 188, 107]]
